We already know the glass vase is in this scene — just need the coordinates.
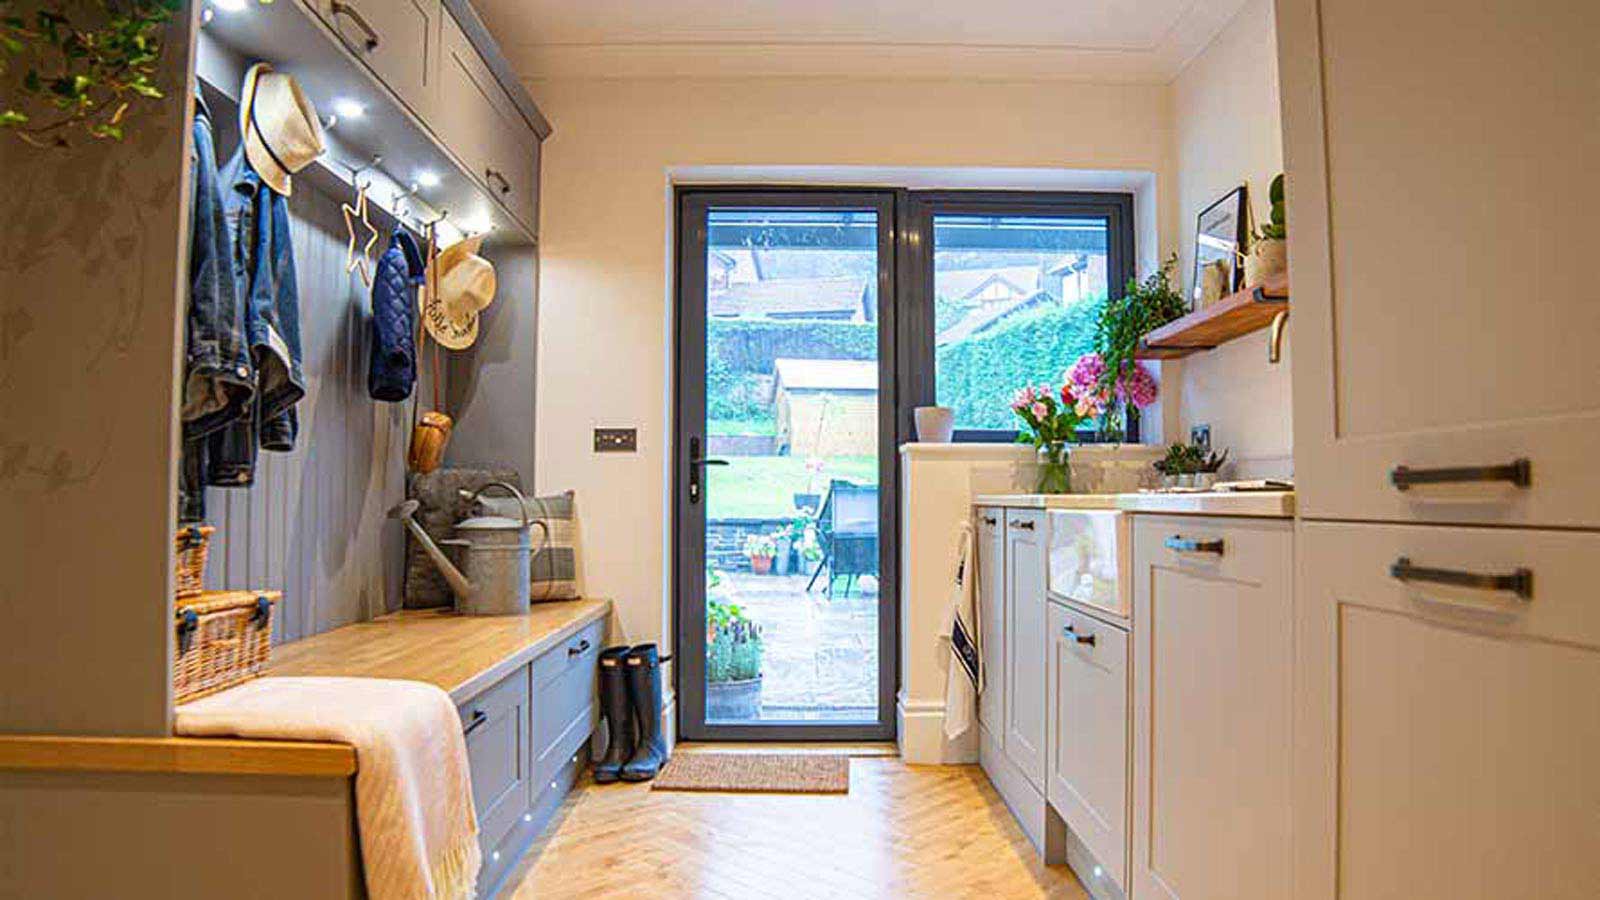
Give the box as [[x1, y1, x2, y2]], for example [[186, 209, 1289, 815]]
[[1036, 442, 1072, 494]]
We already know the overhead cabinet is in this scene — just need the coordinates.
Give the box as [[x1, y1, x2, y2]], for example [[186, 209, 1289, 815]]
[[307, 0, 443, 123], [437, 10, 541, 232], [1278, 0, 1600, 528]]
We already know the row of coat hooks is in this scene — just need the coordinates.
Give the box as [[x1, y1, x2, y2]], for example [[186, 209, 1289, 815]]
[[335, 152, 466, 286]]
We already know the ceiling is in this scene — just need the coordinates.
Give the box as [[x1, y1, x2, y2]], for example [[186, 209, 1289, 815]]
[[474, 0, 1254, 82]]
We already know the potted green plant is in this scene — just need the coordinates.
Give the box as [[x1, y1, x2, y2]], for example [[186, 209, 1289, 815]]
[[743, 533, 777, 575], [1153, 443, 1229, 489], [1090, 256, 1187, 440], [1246, 174, 1288, 286], [705, 599, 763, 720]]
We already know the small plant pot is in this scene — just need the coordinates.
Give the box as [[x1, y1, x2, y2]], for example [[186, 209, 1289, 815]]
[[1176, 473, 1196, 489], [749, 555, 773, 575], [772, 538, 793, 576], [793, 492, 821, 513], [1194, 472, 1219, 490], [706, 675, 763, 721], [1245, 238, 1288, 286]]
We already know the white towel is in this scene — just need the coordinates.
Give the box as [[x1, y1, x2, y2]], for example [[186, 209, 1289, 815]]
[[177, 677, 481, 900], [942, 520, 981, 740]]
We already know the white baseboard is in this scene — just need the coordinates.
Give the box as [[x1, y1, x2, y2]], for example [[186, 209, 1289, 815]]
[[896, 694, 978, 764]]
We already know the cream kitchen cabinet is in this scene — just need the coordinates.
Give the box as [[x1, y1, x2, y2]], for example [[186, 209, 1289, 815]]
[[311, 0, 443, 122], [1132, 515, 1293, 900], [1046, 601, 1129, 892], [976, 508, 1006, 737], [1004, 508, 1049, 790], [1294, 521, 1600, 900], [1277, 0, 1600, 529]]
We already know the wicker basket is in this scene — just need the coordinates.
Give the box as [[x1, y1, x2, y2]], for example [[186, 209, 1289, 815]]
[[173, 590, 280, 704], [173, 525, 215, 599]]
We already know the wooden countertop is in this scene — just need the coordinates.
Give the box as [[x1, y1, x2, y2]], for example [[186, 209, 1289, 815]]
[[974, 491, 1296, 518], [269, 598, 612, 703], [0, 599, 610, 779]]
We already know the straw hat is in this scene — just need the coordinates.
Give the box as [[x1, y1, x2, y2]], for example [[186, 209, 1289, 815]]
[[421, 235, 497, 350], [239, 63, 326, 197]]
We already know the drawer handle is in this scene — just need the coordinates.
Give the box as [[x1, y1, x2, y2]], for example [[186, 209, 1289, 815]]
[[982, 516, 998, 527], [462, 709, 488, 736], [1009, 519, 1035, 531], [1390, 557, 1533, 600], [1390, 458, 1531, 491], [568, 638, 591, 657], [330, 1, 381, 52], [1165, 536, 1225, 555], [486, 168, 512, 196], [1062, 623, 1096, 646]]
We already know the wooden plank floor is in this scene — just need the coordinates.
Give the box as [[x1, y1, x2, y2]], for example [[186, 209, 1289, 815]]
[[504, 752, 1088, 899]]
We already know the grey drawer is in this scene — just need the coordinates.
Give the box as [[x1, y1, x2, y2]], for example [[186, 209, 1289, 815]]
[[458, 663, 531, 853], [531, 621, 602, 788]]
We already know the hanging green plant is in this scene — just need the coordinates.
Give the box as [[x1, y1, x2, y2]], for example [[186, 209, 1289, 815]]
[[0, 0, 181, 148]]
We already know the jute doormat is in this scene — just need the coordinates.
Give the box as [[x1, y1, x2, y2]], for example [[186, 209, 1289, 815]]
[[650, 753, 850, 794]]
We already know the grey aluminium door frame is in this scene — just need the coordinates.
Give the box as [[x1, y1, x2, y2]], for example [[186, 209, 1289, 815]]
[[673, 187, 900, 742]]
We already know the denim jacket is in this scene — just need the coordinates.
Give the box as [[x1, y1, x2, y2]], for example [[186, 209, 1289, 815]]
[[208, 145, 308, 486], [369, 231, 423, 401], [180, 94, 254, 438]]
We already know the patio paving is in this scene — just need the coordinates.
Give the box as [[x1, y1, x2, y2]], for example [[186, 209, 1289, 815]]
[[709, 572, 879, 722]]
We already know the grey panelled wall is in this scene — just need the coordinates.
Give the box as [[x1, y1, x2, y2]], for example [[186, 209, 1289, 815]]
[[201, 179, 430, 643], [0, 2, 198, 736], [446, 243, 539, 487]]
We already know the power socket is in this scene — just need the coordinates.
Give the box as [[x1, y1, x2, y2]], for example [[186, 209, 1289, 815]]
[[1190, 424, 1211, 452]]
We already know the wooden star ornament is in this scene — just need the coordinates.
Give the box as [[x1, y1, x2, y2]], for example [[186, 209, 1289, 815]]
[[342, 183, 381, 287]]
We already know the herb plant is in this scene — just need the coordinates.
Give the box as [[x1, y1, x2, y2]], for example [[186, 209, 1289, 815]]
[[706, 599, 763, 683]]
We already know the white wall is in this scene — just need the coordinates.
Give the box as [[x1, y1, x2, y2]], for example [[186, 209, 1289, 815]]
[[531, 76, 1176, 655], [1167, 0, 1292, 478]]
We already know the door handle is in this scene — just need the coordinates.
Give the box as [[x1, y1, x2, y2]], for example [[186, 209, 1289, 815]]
[[687, 436, 728, 505], [485, 168, 512, 196], [462, 709, 488, 736], [1009, 519, 1035, 531], [1165, 536, 1225, 555], [330, 1, 381, 52], [1390, 557, 1533, 600], [568, 638, 591, 657], [1062, 623, 1096, 646], [1390, 458, 1531, 491]]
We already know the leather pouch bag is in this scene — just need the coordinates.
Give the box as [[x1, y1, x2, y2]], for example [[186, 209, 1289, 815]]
[[408, 410, 453, 474]]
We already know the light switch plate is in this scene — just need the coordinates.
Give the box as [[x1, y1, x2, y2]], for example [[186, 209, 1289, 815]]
[[1190, 424, 1211, 452], [593, 428, 638, 453]]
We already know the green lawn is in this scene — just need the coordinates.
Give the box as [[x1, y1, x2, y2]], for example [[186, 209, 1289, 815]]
[[709, 416, 776, 436], [706, 455, 878, 519]]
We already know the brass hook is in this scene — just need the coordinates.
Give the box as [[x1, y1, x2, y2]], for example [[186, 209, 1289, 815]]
[[1268, 309, 1290, 364]]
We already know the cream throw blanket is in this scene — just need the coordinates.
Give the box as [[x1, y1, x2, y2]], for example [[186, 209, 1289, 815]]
[[177, 677, 482, 900]]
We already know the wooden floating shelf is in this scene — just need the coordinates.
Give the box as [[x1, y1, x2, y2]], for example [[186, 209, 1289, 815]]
[[1135, 273, 1289, 359]]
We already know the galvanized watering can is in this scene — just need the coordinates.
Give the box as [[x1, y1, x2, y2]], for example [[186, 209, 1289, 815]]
[[388, 482, 544, 615]]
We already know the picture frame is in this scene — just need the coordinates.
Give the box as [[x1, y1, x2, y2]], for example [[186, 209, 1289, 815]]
[[1191, 186, 1249, 307]]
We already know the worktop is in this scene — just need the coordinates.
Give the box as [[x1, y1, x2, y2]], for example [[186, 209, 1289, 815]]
[[974, 491, 1295, 518], [269, 598, 612, 704]]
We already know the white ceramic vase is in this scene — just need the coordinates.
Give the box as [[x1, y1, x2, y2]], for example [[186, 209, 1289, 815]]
[[913, 406, 955, 443]]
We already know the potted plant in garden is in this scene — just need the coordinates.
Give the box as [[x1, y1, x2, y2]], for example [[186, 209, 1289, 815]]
[[1245, 174, 1288, 286], [744, 533, 777, 575], [792, 457, 826, 513], [705, 599, 764, 720]]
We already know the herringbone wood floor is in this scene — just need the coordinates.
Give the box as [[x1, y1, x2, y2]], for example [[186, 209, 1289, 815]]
[[505, 752, 1089, 899]]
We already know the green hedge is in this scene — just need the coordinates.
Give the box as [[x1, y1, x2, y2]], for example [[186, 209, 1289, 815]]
[[936, 303, 1100, 430], [709, 319, 876, 374]]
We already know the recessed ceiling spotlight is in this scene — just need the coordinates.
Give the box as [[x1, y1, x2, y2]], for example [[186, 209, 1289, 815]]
[[213, 0, 248, 11], [332, 99, 366, 120], [416, 171, 441, 188]]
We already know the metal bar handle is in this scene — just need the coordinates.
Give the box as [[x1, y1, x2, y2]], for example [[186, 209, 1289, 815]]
[[1062, 623, 1096, 646], [567, 639, 591, 657], [1009, 519, 1035, 531], [1390, 458, 1531, 491], [1165, 536, 1225, 555], [330, 1, 381, 52], [462, 709, 489, 736], [486, 168, 512, 196], [981, 516, 998, 527], [1390, 557, 1533, 600]]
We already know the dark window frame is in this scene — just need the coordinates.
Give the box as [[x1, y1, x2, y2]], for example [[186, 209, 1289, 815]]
[[897, 190, 1136, 444]]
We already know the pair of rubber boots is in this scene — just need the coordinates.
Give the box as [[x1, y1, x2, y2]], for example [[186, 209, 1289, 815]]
[[594, 643, 670, 783]]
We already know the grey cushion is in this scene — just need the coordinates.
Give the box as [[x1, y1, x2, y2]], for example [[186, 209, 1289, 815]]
[[471, 490, 579, 601]]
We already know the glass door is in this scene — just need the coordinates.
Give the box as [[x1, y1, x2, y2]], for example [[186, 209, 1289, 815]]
[[675, 190, 897, 741]]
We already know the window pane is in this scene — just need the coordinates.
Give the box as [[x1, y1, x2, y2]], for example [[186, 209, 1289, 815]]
[[703, 207, 881, 724], [933, 214, 1111, 432]]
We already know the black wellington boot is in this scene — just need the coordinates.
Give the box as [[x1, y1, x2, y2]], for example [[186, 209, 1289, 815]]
[[620, 644, 670, 782], [593, 645, 634, 784]]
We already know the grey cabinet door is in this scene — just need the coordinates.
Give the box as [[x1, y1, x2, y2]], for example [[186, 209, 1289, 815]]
[[316, 0, 441, 122], [459, 663, 532, 853], [532, 619, 603, 790], [436, 9, 540, 233], [976, 508, 1006, 736], [1003, 509, 1047, 789]]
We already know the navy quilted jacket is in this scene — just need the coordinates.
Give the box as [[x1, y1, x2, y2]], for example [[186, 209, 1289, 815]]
[[369, 231, 425, 401]]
